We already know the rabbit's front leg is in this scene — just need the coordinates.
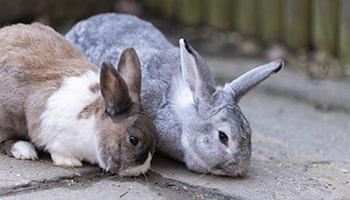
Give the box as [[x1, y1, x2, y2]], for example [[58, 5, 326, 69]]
[[2, 139, 38, 160], [50, 152, 83, 167]]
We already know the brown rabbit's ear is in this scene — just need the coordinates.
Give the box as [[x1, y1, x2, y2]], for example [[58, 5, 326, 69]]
[[100, 61, 132, 116], [117, 48, 141, 104]]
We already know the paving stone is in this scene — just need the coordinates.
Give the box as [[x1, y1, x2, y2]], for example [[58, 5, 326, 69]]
[[0, 57, 349, 199], [207, 56, 350, 112], [2, 180, 165, 200], [151, 88, 350, 199], [0, 154, 96, 193], [152, 157, 331, 199]]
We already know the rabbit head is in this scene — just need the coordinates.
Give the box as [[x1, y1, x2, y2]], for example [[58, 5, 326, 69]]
[[95, 48, 156, 176], [176, 39, 283, 177]]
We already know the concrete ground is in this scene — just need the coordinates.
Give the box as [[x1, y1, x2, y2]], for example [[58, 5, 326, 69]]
[[0, 57, 349, 200]]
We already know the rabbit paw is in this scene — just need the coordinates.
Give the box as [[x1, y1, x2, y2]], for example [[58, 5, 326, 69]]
[[51, 153, 83, 167], [11, 141, 38, 160]]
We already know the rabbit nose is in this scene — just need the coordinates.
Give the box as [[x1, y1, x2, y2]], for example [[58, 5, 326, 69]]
[[212, 163, 224, 170], [214, 160, 237, 170], [135, 150, 149, 164]]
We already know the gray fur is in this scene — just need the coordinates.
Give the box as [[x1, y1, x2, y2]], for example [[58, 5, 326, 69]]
[[66, 13, 283, 177]]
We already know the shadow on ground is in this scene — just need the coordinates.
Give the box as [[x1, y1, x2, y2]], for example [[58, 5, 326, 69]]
[[1, 58, 349, 200]]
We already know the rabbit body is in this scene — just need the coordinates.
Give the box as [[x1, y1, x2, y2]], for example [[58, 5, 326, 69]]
[[0, 23, 156, 176], [0, 23, 98, 165], [66, 13, 283, 176], [67, 14, 184, 159]]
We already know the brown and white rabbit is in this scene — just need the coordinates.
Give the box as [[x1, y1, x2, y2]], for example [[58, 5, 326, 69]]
[[0, 23, 156, 176]]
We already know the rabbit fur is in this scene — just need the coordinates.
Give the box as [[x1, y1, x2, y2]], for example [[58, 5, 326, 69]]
[[0, 22, 156, 176], [66, 13, 283, 177]]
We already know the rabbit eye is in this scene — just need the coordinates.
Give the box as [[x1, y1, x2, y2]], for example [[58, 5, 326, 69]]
[[129, 136, 139, 146], [218, 131, 228, 145]]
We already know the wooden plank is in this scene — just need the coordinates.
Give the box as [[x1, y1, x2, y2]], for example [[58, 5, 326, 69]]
[[144, 0, 160, 13], [339, 0, 350, 69], [206, 0, 232, 30], [258, 0, 282, 43], [284, 0, 311, 50], [236, 0, 257, 36], [230, 0, 238, 30], [179, 0, 202, 25], [312, 0, 339, 55], [0, 0, 42, 24], [160, 0, 176, 19]]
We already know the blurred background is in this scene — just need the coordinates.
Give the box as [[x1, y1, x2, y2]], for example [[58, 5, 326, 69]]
[[0, 1, 349, 198], [1, 0, 350, 79]]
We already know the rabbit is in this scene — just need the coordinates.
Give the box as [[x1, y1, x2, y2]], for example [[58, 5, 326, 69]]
[[0, 22, 156, 177], [66, 13, 283, 177]]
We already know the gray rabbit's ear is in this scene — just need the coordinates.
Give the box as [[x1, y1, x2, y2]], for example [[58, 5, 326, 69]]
[[179, 38, 216, 101], [224, 59, 284, 101]]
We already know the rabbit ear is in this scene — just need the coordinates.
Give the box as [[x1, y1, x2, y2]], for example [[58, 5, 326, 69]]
[[179, 39, 216, 101], [100, 61, 132, 116], [224, 59, 284, 101], [117, 48, 141, 104]]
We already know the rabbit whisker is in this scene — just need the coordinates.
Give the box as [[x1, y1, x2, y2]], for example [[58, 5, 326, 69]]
[[142, 172, 149, 185], [38, 159, 81, 176], [106, 163, 112, 172], [148, 170, 156, 176], [193, 170, 211, 183]]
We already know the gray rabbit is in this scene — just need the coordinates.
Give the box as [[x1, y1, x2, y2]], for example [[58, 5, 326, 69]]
[[66, 13, 283, 177]]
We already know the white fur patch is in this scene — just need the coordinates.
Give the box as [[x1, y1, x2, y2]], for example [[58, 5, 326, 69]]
[[39, 70, 101, 167], [119, 152, 152, 176], [227, 141, 238, 155], [51, 153, 83, 167], [171, 75, 194, 114], [181, 135, 208, 170], [11, 141, 38, 160]]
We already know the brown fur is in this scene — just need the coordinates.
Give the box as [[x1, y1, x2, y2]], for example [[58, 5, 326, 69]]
[[116, 48, 141, 104], [100, 61, 132, 115], [78, 97, 104, 119], [0, 23, 98, 147], [0, 23, 156, 175], [0, 23, 97, 82], [89, 83, 100, 93], [1, 139, 17, 156]]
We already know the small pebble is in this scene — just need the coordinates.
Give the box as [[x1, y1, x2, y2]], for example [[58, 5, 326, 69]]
[[196, 193, 204, 199]]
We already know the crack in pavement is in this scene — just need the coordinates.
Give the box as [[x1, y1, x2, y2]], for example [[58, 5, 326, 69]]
[[0, 170, 239, 199]]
